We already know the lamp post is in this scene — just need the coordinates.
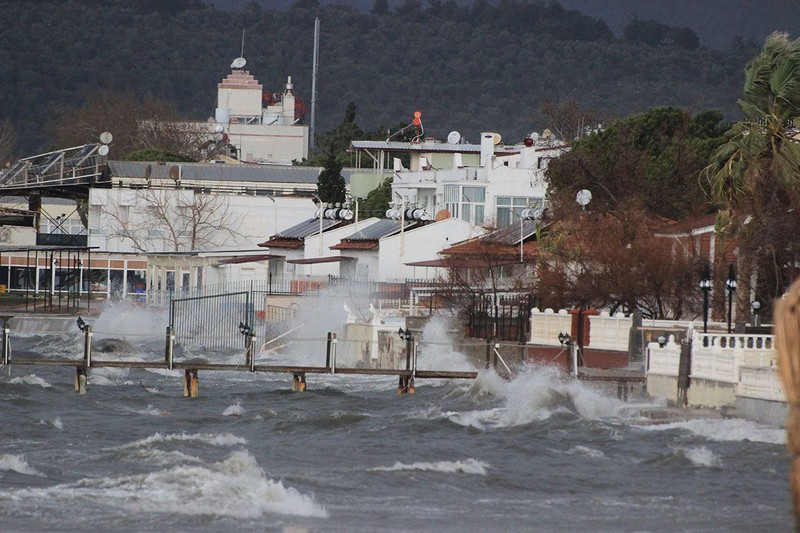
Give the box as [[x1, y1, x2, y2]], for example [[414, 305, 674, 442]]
[[726, 264, 737, 334], [558, 332, 577, 377], [752, 300, 762, 328], [699, 265, 711, 334], [397, 327, 416, 393]]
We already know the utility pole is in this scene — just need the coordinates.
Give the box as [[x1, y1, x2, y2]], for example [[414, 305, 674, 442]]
[[310, 17, 320, 153]]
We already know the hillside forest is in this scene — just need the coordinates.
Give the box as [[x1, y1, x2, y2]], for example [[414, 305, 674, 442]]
[[0, 0, 760, 158]]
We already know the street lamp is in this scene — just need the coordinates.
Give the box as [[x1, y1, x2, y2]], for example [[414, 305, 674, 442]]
[[558, 332, 578, 377], [558, 332, 571, 346], [699, 265, 711, 334], [751, 300, 761, 328], [726, 264, 737, 334], [238, 321, 252, 336]]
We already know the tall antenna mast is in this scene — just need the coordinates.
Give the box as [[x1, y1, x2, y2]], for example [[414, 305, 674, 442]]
[[310, 17, 320, 153], [241, 29, 245, 58]]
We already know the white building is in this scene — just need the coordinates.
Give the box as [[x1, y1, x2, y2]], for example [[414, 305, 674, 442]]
[[331, 217, 483, 282], [185, 65, 309, 165], [351, 130, 566, 229]]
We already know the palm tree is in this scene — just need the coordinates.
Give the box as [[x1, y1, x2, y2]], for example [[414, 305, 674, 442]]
[[704, 32, 800, 312]]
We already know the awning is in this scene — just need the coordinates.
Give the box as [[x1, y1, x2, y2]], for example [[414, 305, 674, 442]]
[[218, 254, 283, 265], [405, 258, 522, 268], [287, 256, 356, 264]]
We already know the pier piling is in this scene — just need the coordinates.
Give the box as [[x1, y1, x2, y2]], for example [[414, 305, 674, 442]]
[[292, 372, 306, 392], [75, 366, 87, 394], [165, 326, 174, 370], [183, 369, 199, 398]]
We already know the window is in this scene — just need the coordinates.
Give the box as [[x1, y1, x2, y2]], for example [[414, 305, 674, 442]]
[[444, 185, 486, 226], [496, 197, 542, 228]]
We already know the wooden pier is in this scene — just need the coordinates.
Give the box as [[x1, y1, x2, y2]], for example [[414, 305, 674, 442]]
[[0, 323, 479, 397]]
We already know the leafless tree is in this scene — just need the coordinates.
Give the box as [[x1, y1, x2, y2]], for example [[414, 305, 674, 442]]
[[99, 188, 245, 252], [50, 90, 207, 159], [0, 119, 17, 166], [539, 98, 603, 142]]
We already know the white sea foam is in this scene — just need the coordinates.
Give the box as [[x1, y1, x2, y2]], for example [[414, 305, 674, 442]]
[[126, 448, 203, 467], [8, 374, 51, 388], [0, 454, 44, 477], [223, 401, 245, 417], [566, 445, 606, 459], [91, 301, 168, 341], [680, 445, 722, 467], [116, 432, 248, 450], [453, 364, 672, 429], [416, 316, 478, 373], [373, 458, 488, 475], [126, 404, 170, 417], [52, 417, 63, 430], [0, 451, 327, 518], [636, 418, 785, 445]]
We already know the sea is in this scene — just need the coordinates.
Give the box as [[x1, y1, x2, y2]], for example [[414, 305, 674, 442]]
[[0, 301, 791, 532]]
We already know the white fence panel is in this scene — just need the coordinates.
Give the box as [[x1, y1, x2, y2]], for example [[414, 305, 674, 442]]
[[588, 311, 631, 351], [646, 341, 681, 377], [738, 366, 785, 402], [529, 308, 572, 346]]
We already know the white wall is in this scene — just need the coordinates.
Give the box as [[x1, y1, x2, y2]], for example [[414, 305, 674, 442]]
[[89, 188, 313, 253], [297, 217, 381, 278], [378, 218, 483, 281]]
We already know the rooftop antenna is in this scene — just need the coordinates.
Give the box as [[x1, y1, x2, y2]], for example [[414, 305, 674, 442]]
[[231, 29, 247, 69], [310, 17, 320, 153]]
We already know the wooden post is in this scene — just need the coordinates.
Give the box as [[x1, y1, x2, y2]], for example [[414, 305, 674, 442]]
[[75, 366, 87, 394], [325, 332, 332, 369], [83, 325, 92, 368], [164, 325, 174, 370], [246, 332, 256, 372], [2, 325, 9, 365], [677, 337, 692, 407], [292, 372, 306, 392], [485, 338, 491, 369], [183, 369, 198, 398], [330, 333, 337, 373]]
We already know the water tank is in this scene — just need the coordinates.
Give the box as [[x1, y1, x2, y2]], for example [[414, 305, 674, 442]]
[[215, 108, 231, 124]]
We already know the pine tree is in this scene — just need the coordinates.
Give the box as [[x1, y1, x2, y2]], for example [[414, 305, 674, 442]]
[[317, 149, 346, 204]]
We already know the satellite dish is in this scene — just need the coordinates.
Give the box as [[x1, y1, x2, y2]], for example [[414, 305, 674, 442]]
[[542, 128, 552, 139], [168, 166, 179, 181], [434, 209, 451, 221], [531, 132, 539, 141], [99, 131, 113, 144], [231, 57, 247, 69], [492, 133, 502, 145], [214, 124, 224, 134], [97, 145, 109, 156], [576, 189, 592, 206], [447, 131, 461, 144]]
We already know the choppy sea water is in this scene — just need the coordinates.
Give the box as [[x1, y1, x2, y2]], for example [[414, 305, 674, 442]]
[[0, 303, 791, 532]]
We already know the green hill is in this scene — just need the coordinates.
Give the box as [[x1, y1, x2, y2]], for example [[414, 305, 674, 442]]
[[0, 0, 758, 155]]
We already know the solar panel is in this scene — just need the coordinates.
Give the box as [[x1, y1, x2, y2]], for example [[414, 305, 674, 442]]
[[343, 219, 408, 241], [0, 160, 28, 185], [274, 217, 341, 239], [484, 219, 538, 245], [65, 145, 97, 167]]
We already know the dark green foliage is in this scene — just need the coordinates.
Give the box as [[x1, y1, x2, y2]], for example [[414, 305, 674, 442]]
[[317, 149, 346, 204], [359, 177, 392, 218], [546, 107, 728, 219], [123, 149, 195, 162], [0, 1, 755, 156], [623, 16, 700, 50]]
